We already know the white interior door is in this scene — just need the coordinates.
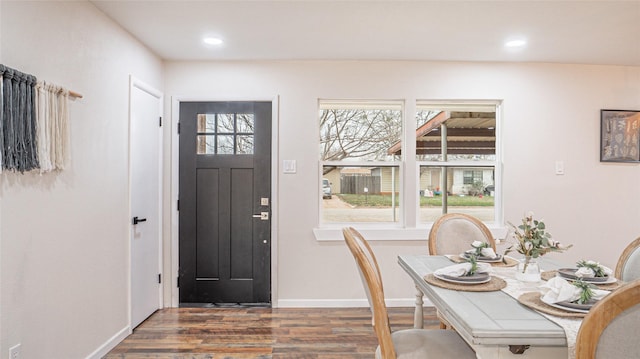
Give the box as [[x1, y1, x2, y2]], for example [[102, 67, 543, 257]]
[[130, 77, 163, 328]]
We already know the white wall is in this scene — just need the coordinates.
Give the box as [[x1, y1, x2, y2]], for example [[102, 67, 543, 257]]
[[0, 1, 163, 358], [165, 61, 640, 306], [1, 1, 639, 355]]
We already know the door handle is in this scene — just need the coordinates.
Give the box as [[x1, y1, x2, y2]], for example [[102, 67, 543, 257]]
[[252, 212, 269, 220], [133, 216, 147, 225]]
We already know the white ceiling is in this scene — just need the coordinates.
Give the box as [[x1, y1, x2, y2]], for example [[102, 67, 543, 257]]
[[91, 0, 640, 66]]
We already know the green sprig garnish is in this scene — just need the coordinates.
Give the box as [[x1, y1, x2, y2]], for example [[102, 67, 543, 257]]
[[472, 242, 490, 256], [572, 279, 596, 304], [466, 253, 479, 276]]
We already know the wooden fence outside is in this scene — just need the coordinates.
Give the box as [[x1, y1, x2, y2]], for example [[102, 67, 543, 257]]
[[340, 176, 381, 194]]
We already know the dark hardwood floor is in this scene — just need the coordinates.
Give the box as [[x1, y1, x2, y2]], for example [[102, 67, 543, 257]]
[[104, 306, 438, 358]]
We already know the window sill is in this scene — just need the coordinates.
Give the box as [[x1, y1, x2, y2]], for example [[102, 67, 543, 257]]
[[313, 224, 508, 242], [313, 227, 427, 242]]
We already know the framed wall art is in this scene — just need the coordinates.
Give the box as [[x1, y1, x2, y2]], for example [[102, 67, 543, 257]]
[[600, 109, 640, 163]]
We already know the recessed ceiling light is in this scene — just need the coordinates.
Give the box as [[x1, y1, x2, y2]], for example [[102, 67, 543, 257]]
[[203, 37, 223, 46], [505, 39, 527, 48]]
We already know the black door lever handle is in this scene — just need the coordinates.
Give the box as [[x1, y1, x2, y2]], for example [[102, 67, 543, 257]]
[[133, 216, 147, 225]]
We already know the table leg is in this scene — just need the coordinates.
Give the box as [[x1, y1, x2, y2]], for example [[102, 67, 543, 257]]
[[413, 285, 424, 329]]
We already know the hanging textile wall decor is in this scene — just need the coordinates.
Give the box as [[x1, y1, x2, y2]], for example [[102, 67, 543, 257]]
[[36, 82, 70, 172], [0, 64, 79, 174], [0, 64, 39, 172]]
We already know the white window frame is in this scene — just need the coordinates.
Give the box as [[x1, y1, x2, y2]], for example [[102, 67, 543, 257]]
[[313, 99, 504, 241]]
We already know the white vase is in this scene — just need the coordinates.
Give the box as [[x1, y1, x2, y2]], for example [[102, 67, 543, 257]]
[[516, 257, 541, 282]]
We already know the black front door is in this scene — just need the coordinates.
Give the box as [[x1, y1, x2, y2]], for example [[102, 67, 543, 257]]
[[179, 101, 271, 304]]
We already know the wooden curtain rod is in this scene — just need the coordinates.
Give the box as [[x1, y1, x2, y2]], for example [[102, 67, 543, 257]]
[[0, 64, 83, 99]]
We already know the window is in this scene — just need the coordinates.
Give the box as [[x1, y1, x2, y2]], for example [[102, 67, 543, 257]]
[[463, 170, 483, 185], [416, 102, 498, 223], [196, 113, 254, 154], [318, 100, 500, 229], [319, 100, 403, 223]]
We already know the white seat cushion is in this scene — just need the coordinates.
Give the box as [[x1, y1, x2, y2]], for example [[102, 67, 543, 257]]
[[375, 329, 476, 358]]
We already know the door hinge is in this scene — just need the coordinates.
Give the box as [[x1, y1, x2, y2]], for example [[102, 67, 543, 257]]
[[177, 276, 180, 288], [158, 273, 162, 284], [177, 122, 181, 134], [159, 116, 162, 127], [177, 199, 180, 211]]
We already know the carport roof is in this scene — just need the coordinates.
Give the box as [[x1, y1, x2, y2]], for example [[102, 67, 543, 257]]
[[388, 111, 496, 156]]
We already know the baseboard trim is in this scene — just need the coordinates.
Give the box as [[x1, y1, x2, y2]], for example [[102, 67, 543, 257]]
[[85, 325, 130, 359], [276, 298, 433, 308]]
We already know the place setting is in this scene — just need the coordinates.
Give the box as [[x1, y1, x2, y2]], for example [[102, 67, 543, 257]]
[[518, 275, 611, 318], [517, 256, 616, 318], [445, 240, 519, 267], [425, 254, 507, 292], [541, 259, 623, 291]]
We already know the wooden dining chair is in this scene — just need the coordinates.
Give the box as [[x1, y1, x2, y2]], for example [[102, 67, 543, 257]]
[[427, 213, 495, 329], [428, 213, 496, 255], [614, 236, 640, 282], [342, 227, 476, 359], [575, 279, 640, 358]]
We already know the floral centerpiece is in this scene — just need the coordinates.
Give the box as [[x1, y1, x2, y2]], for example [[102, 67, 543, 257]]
[[507, 212, 572, 276]]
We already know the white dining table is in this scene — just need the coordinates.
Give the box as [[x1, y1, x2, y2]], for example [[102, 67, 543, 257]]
[[398, 255, 574, 359]]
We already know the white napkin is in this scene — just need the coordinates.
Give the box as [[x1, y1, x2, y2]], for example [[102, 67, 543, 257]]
[[480, 247, 497, 258], [575, 261, 613, 278], [540, 277, 610, 304], [434, 262, 492, 277], [471, 241, 498, 258]]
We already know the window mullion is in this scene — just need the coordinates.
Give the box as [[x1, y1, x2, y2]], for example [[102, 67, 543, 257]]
[[404, 99, 417, 228]]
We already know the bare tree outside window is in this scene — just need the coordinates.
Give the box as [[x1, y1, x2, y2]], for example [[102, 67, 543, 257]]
[[196, 113, 254, 154], [319, 102, 403, 223], [319, 108, 402, 161]]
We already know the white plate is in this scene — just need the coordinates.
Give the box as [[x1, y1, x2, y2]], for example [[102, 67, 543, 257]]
[[541, 296, 594, 314], [459, 252, 504, 263], [433, 272, 491, 284], [556, 269, 617, 284]]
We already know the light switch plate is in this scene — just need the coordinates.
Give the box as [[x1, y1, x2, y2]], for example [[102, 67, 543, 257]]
[[9, 344, 21, 359], [283, 160, 296, 174]]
